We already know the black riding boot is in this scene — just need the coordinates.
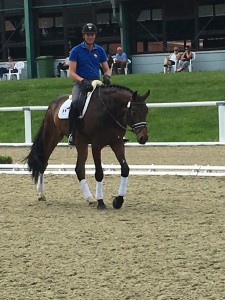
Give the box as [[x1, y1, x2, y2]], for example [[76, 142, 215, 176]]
[[68, 100, 79, 145]]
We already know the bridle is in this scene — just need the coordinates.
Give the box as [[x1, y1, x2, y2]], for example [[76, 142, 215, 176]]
[[127, 101, 147, 133], [98, 86, 147, 133]]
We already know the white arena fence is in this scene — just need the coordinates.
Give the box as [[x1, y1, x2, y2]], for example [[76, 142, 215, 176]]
[[1, 101, 225, 177], [1, 101, 225, 146], [1, 163, 225, 177]]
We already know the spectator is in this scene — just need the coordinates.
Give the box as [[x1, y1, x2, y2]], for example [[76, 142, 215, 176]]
[[0, 56, 17, 80], [113, 47, 127, 75], [163, 47, 181, 73], [176, 46, 193, 72], [56, 54, 70, 77], [100, 52, 113, 74], [107, 52, 113, 69]]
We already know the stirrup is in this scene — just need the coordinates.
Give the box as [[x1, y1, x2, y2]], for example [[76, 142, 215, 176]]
[[68, 134, 75, 146]]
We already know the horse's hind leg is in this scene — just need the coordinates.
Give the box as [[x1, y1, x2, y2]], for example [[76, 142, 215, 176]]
[[110, 142, 129, 209], [37, 173, 46, 201], [26, 97, 68, 202]]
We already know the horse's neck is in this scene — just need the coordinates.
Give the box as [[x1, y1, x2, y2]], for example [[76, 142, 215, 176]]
[[106, 89, 130, 107]]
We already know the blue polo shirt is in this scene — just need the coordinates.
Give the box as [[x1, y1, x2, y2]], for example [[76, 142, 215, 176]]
[[69, 42, 107, 80], [115, 52, 127, 62]]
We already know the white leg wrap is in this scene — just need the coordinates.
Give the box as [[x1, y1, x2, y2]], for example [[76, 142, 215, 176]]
[[80, 179, 93, 201], [37, 174, 44, 193], [96, 181, 103, 200], [118, 176, 128, 197]]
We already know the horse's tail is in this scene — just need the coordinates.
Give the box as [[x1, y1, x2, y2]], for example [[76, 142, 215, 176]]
[[24, 121, 46, 184]]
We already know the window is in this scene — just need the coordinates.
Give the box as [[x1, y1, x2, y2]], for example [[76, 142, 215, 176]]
[[152, 9, 162, 21], [39, 17, 54, 29], [198, 5, 213, 17], [137, 9, 162, 21], [137, 10, 151, 22], [215, 4, 225, 16], [198, 3, 225, 50], [38, 15, 63, 41], [5, 17, 25, 43], [97, 13, 110, 25], [2, 0, 23, 9]]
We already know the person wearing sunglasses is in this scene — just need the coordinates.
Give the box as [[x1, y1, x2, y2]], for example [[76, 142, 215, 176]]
[[176, 46, 193, 72], [163, 47, 181, 73]]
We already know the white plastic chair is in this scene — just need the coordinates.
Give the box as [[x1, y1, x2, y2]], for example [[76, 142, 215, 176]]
[[60, 69, 69, 77], [189, 52, 196, 72], [164, 61, 178, 73], [5, 61, 25, 80], [111, 58, 131, 75]]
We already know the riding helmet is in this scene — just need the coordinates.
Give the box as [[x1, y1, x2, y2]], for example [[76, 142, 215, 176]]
[[82, 23, 97, 34]]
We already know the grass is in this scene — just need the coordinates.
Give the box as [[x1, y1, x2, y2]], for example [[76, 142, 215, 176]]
[[0, 71, 225, 143]]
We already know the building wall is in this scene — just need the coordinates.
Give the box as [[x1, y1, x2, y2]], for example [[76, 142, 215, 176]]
[[1, 0, 225, 65], [132, 50, 225, 73], [1, 50, 224, 80]]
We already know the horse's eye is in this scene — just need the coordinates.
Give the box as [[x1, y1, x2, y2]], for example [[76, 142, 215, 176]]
[[131, 108, 137, 115]]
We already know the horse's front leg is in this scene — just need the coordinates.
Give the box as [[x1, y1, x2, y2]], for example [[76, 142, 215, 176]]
[[37, 173, 46, 201], [91, 144, 106, 210], [75, 142, 94, 203], [111, 142, 129, 209]]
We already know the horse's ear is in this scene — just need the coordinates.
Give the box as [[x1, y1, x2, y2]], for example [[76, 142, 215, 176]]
[[143, 90, 150, 100], [132, 91, 138, 100]]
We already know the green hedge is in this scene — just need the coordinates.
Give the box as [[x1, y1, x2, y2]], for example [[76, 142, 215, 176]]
[[0, 155, 13, 164]]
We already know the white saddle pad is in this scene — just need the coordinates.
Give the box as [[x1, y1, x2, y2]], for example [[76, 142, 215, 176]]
[[58, 80, 103, 119], [58, 96, 72, 119]]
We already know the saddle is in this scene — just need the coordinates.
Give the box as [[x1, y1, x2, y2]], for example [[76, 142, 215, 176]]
[[58, 80, 103, 119]]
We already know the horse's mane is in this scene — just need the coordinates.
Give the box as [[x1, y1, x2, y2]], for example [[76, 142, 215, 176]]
[[100, 84, 134, 94]]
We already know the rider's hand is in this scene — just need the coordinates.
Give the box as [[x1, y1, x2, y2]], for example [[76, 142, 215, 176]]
[[80, 79, 93, 92], [103, 75, 111, 86]]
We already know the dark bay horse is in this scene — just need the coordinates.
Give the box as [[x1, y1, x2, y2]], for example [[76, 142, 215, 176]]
[[25, 83, 150, 210]]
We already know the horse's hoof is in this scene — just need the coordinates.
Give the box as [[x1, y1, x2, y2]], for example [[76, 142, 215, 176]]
[[38, 195, 46, 201], [85, 196, 95, 204], [113, 196, 124, 209], [97, 199, 106, 210]]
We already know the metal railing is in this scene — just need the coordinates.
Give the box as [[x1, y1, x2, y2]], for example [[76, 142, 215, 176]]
[[1, 101, 225, 146]]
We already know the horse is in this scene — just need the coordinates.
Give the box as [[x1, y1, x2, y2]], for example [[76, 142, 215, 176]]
[[25, 83, 150, 210]]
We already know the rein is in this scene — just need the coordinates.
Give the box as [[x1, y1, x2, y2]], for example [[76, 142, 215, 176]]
[[98, 86, 147, 133]]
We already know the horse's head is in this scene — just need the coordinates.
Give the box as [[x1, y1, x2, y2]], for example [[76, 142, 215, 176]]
[[127, 90, 150, 144]]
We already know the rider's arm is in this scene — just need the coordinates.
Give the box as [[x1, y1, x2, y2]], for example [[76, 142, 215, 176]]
[[101, 61, 111, 76], [69, 61, 83, 82]]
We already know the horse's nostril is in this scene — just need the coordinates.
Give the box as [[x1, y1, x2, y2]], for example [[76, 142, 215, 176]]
[[139, 135, 148, 144]]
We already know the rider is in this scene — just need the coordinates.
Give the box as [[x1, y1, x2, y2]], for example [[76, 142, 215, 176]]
[[68, 23, 111, 145]]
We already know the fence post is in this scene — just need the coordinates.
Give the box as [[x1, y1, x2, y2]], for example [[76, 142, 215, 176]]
[[217, 102, 225, 142], [23, 107, 32, 143]]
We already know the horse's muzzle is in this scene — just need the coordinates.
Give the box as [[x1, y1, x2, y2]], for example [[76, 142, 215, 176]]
[[138, 134, 148, 144], [134, 126, 148, 144]]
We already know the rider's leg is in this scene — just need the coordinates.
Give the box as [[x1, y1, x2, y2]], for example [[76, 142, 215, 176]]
[[68, 82, 81, 145]]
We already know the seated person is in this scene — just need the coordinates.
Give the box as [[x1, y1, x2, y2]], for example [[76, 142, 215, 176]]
[[163, 47, 181, 73], [56, 54, 69, 77], [176, 46, 193, 72], [113, 47, 128, 75], [0, 56, 17, 80], [107, 52, 113, 69], [100, 52, 113, 74]]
